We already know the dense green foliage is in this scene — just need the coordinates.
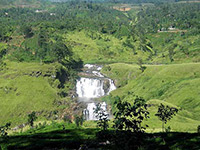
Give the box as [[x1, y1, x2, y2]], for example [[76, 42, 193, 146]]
[[0, 0, 199, 127], [137, 3, 200, 33]]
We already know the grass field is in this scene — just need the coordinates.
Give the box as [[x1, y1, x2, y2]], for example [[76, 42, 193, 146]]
[[0, 61, 71, 126], [102, 62, 200, 132]]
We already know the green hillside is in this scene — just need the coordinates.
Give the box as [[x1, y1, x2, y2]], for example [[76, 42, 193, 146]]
[[64, 30, 150, 64], [102, 63, 200, 131], [148, 32, 200, 64], [0, 61, 75, 126]]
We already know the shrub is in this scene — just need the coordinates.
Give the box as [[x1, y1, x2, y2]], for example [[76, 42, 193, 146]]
[[28, 111, 37, 128], [0, 122, 11, 137], [197, 125, 200, 133]]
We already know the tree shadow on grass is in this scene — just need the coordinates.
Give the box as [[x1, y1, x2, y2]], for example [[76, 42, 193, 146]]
[[146, 132, 200, 150], [1, 130, 200, 150], [0, 128, 99, 150], [96, 131, 200, 150]]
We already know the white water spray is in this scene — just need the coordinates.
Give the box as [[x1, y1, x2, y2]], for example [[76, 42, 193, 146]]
[[76, 77, 105, 98]]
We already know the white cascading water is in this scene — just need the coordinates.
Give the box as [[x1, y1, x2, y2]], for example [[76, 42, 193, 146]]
[[108, 79, 117, 94], [76, 64, 116, 120], [76, 77, 105, 98], [83, 102, 107, 120]]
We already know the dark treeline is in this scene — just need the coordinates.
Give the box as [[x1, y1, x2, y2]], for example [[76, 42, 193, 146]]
[[0, 0, 44, 5], [136, 3, 200, 33], [0, 2, 130, 35]]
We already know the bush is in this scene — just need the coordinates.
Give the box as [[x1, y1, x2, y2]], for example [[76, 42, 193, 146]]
[[28, 111, 37, 128], [197, 125, 200, 133], [0, 122, 11, 137]]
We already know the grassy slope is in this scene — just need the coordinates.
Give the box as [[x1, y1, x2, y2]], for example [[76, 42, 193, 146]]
[[7, 27, 200, 65], [0, 61, 61, 126], [64, 30, 149, 64], [60, 28, 200, 64], [102, 63, 200, 132], [148, 32, 200, 64], [62, 30, 200, 64]]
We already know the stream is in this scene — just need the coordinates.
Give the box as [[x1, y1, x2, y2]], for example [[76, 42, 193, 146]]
[[76, 64, 116, 120]]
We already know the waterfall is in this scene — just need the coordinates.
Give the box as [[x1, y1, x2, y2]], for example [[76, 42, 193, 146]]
[[76, 64, 116, 120], [76, 77, 105, 98], [108, 79, 117, 94], [83, 102, 107, 120]]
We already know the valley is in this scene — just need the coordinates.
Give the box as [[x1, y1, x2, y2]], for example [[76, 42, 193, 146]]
[[0, 0, 200, 149]]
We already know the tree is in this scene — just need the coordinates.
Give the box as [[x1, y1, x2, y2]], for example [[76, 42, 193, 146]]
[[0, 48, 7, 70], [168, 44, 177, 62], [197, 125, 200, 133], [52, 42, 72, 62], [21, 26, 33, 38], [74, 114, 84, 127], [168, 49, 174, 62], [113, 96, 149, 133], [155, 103, 178, 132], [0, 48, 7, 59], [28, 111, 37, 128], [94, 103, 109, 131]]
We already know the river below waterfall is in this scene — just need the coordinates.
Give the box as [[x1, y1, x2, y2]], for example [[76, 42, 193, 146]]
[[76, 64, 116, 120]]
